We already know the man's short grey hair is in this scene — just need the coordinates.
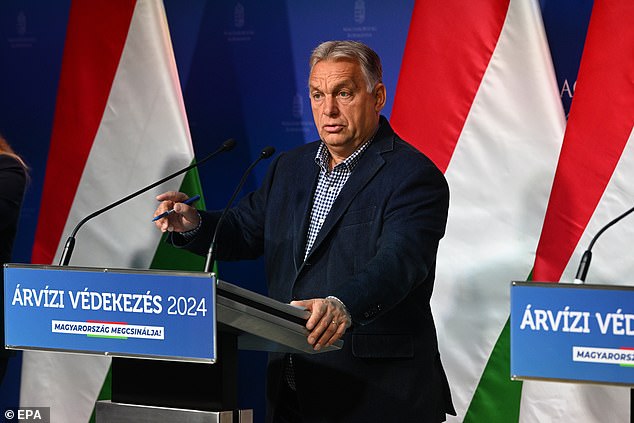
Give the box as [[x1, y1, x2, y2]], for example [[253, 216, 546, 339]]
[[309, 40, 383, 93]]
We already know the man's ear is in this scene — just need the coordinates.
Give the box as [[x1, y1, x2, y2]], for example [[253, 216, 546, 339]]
[[374, 83, 386, 112]]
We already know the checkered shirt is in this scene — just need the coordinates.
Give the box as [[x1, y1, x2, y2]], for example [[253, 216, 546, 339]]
[[304, 140, 372, 259]]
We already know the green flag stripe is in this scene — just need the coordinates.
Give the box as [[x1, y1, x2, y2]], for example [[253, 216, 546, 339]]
[[463, 271, 536, 422], [463, 318, 523, 423]]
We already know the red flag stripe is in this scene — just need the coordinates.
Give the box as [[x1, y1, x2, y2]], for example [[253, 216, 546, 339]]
[[533, 0, 634, 281], [391, 0, 510, 172], [32, 0, 136, 264]]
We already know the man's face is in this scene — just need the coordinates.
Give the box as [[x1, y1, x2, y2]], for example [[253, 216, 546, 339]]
[[309, 59, 385, 160]]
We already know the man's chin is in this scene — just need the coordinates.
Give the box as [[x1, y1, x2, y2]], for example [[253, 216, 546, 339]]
[[320, 134, 348, 147]]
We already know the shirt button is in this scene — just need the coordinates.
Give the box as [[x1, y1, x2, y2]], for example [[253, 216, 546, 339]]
[[318, 218, 325, 224]]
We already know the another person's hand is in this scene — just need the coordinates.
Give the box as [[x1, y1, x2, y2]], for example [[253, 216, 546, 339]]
[[290, 297, 352, 351], [153, 191, 200, 233]]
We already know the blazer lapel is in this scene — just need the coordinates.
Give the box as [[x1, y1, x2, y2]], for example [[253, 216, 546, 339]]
[[292, 146, 321, 271]]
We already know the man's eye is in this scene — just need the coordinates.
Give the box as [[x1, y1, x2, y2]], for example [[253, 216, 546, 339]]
[[339, 91, 351, 98], [312, 93, 323, 100]]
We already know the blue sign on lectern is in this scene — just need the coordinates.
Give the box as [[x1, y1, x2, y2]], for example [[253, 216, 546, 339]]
[[4, 264, 216, 362], [510, 281, 634, 386]]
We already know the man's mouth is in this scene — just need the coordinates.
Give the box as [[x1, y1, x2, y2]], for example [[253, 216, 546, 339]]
[[323, 124, 344, 133]]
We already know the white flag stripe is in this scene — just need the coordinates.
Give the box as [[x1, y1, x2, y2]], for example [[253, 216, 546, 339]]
[[520, 381, 630, 422], [432, 0, 565, 419], [55, 0, 193, 268]]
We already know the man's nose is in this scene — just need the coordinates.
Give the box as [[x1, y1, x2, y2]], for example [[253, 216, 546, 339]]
[[323, 95, 339, 116]]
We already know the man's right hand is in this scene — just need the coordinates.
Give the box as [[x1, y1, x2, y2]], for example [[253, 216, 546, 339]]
[[153, 191, 201, 233]]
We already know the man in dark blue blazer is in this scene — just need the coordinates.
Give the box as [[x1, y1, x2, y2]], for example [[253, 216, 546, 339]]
[[155, 40, 455, 423]]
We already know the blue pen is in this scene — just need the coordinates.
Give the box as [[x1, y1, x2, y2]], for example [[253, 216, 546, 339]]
[[152, 195, 200, 222]]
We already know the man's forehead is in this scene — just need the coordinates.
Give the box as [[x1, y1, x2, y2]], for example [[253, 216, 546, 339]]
[[309, 59, 362, 87]]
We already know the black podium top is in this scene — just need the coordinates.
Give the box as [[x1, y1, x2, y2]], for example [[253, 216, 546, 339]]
[[217, 279, 343, 353]]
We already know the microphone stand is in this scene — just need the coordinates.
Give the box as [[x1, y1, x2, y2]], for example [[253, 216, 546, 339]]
[[203, 146, 275, 273], [574, 204, 634, 284]]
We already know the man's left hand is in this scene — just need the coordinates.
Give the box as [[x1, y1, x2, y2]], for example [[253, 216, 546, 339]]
[[290, 297, 352, 351]]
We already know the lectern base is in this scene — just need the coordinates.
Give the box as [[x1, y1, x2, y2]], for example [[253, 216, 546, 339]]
[[95, 400, 253, 423]]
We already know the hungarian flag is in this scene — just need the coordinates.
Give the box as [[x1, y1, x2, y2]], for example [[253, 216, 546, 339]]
[[392, 0, 565, 421], [526, 0, 634, 421], [20, 1, 204, 422]]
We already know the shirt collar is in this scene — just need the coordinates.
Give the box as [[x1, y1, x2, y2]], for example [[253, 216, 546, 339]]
[[314, 136, 374, 173]]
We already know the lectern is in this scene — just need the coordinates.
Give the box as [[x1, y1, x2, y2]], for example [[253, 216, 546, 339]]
[[4, 264, 341, 423]]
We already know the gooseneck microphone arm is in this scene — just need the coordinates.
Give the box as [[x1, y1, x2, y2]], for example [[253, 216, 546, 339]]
[[58, 138, 237, 266], [203, 146, 275, 273], [574, 204, 634, 283]]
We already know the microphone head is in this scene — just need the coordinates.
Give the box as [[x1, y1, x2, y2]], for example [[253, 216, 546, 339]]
[[222, 138, 237, 151], [260, 146, 276, 159]]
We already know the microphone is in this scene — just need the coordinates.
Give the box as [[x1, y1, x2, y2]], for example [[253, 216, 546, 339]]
[[203, 146, 275, 273], [573, 204, 634, 283], [58, 138, 236, 266]]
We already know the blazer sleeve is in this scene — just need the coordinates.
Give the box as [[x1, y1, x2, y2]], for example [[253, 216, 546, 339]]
[[170, 154, 282, 259]]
